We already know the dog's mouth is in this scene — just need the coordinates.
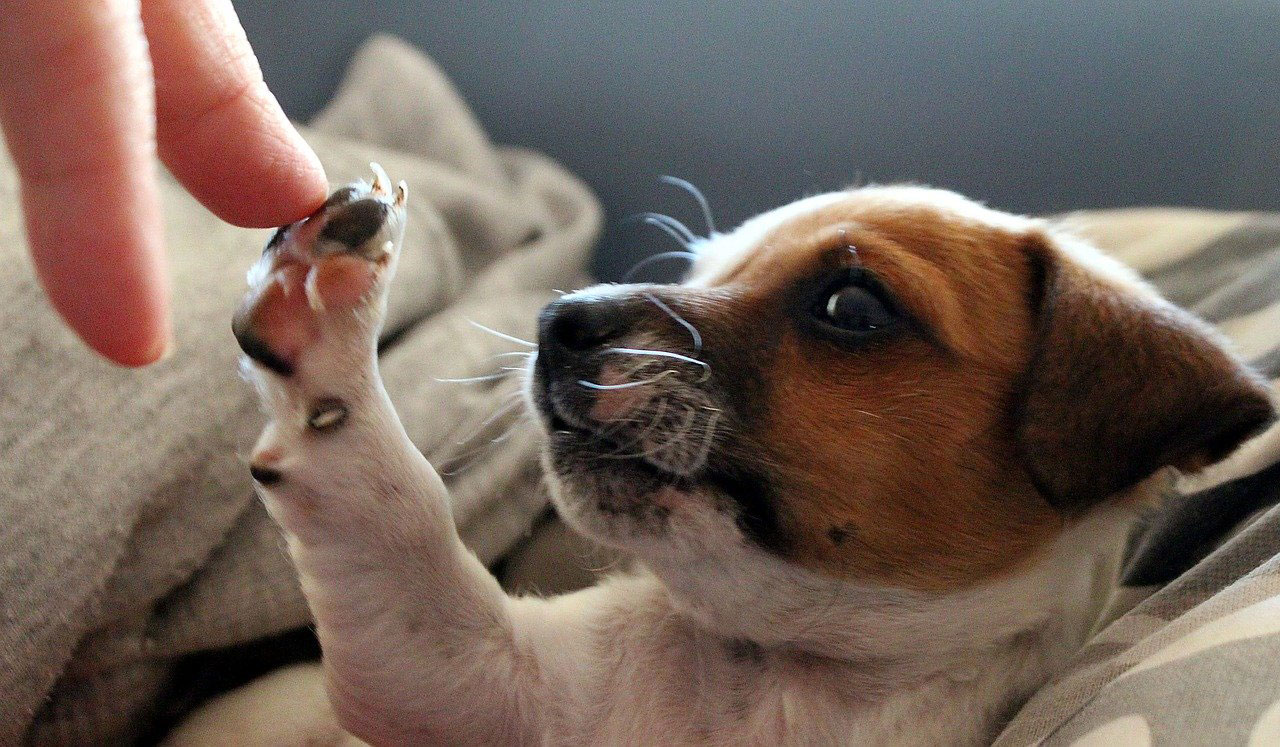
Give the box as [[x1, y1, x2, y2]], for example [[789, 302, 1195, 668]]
[[537, 409, 691, 537], [540, 391, 681, 480], [544, 412, 663, 461], [539, 380, 786, 551], [530, 336, 786, 551], [534, 353, 723, 482]]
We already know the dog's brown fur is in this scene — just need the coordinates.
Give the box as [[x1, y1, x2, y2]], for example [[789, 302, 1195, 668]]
[[657, 199, 1272, 590]]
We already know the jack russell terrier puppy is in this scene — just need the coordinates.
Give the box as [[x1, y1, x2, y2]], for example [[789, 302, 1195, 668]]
[[188, 170, 1274, 745]]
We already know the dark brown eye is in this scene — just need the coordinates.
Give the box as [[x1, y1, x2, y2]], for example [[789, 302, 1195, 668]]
[[821, 285, 896, 333]]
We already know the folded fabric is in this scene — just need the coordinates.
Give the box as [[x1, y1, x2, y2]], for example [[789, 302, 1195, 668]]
[[0, 35, 597, 744]]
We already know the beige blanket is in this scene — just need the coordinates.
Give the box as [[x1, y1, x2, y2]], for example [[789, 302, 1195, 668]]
[[0, 36, 597, 744]]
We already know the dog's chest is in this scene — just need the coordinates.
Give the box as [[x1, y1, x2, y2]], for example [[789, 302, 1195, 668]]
[[555, 620, 1038, 746]]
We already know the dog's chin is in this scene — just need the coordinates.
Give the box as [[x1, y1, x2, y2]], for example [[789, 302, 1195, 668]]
[[536, 407, 700, 547]]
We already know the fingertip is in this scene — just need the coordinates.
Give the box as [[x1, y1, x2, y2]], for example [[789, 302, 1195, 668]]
[[43, 275, 173, 367], [39, 249, 174, 368], [159, 83, 329, 228], [92, 316, 175, 367], [22, 176, 175, 369], [209, 86, 330, 227], [288, 129, 330, 206], [241, 113, 330, 227]]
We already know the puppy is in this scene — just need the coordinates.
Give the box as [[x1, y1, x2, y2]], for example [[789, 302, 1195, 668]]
[[210, 173, 1274, 745]]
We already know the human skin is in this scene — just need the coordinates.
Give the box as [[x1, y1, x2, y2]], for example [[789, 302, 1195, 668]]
[[0, 0, 328, 366]]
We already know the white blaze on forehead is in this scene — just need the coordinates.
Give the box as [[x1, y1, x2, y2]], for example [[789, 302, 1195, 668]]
[[684, 191, 852, 287], [683, 184, 1161, 306], [847, 185, 1163, 304], [559, 281, 649, 302], [683, 185, 1037, 287]]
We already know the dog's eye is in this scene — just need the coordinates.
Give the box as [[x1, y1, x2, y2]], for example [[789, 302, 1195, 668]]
[[821, 285, 896, 333]]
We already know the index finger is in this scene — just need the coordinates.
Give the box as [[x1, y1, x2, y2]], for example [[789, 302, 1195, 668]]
[[0, 0, 171, 366]]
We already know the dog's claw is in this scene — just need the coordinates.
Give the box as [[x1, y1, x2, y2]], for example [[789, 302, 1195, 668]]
[[304, 267, 326, 312], [370, 162, 390, 194]]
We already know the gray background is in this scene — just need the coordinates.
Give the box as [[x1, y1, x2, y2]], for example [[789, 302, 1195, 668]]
[[235, 1, 1280, 281]]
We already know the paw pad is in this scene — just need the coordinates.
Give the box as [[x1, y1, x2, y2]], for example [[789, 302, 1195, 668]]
[[308, 398, 349, 432], [233, 164, 408, 376]]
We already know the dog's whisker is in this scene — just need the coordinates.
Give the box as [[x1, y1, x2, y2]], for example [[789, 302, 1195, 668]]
[[688, 409, 721, 468], [643, 292, 703, 356], [629, 404, 700, 465], [466, 319, 537, 348], [452, 394, 525, 447], [434, 372, 511, 384], [604, 347, 704, 367], [480, 410, 535, 450], [489, 414, 533, 445], [632, 397, 671, 444], [629, 211, 697, 246], [659, 174, 717, 236], [594, 390, 666, 443], [597, 355, 663, 387], [440, 404, 531, 476], [601, 402, 693, 462], [603, 347, 710, 382], [880, 411, 934, 428], [433, 354, 532, 386], [578, 370, 676, 390], [601, 398, 670, 457], [588, 360, 665, 407], [663, 404, 703, 463], [584, 555, 629, 576], [621, 250, 698, 284]]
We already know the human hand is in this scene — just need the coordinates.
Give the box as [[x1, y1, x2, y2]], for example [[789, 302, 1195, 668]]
[[0, 0, 328, 366]]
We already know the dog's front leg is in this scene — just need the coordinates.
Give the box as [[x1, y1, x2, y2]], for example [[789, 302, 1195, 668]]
[[233, 171, 543, 745]]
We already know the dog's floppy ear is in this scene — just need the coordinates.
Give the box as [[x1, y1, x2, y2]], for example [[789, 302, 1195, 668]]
[[1015, 233, 1275, 511]]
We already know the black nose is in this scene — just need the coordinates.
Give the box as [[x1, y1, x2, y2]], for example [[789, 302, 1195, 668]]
[[538, 296, 628, 353]]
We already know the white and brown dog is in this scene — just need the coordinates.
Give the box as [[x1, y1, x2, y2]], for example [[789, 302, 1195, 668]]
[[177, 172, 1274, 745]]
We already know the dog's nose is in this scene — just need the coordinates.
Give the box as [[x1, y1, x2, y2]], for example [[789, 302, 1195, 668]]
[[538, 296, 628, 353]]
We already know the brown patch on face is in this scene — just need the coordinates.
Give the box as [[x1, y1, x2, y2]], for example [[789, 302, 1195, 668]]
[[678, 192, 1272, 591], [676, 200, 1064, 590]]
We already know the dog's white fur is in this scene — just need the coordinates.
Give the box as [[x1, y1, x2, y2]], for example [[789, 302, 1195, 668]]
[[172, 186, 1163, 746]]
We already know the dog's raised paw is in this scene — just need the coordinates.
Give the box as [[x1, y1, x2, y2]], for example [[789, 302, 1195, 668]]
[[233, 164, 408, 376]]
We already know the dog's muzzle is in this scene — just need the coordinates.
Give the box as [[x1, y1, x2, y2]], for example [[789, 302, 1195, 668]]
[[537, 294, 629, 375]]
